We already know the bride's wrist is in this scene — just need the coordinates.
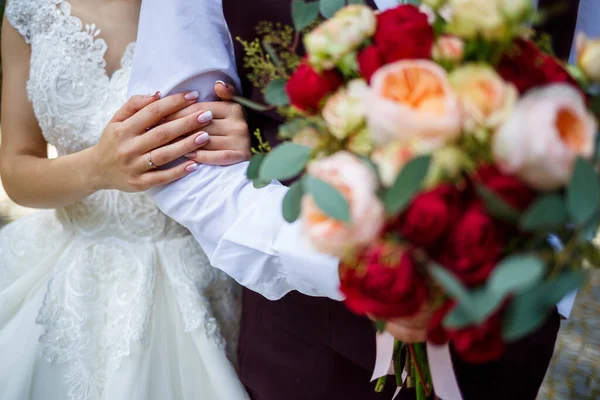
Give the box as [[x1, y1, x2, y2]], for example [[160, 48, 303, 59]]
[[82, 146, 107, 192]]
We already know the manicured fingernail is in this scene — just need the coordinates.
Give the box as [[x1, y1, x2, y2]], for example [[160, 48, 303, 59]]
[[185, 91, 200, 101], [198, 111, 213, 124], [194, 131, 209, 145], [216, 80, 229, 88], [184, 152, 196, 158], [185, 163, 198, 172]]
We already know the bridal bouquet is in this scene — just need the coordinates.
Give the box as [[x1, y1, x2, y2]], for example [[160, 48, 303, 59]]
[[240, 0, 600, 397]]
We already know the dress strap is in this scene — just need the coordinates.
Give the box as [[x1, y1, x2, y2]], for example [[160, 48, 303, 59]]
[[5, 0, 40, 44]]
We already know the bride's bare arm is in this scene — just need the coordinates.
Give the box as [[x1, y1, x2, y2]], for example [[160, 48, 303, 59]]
[[0, 19, 213, 209]]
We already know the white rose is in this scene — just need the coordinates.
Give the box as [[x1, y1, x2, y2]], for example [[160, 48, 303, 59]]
[[447, 0, 530, 40], [322, 79, 368, 140], [305, 5, 377, 70], [301, 152, 385, 257], [493, 84, 597, 191]]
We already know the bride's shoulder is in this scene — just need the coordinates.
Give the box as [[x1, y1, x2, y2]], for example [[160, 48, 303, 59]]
[[5, 0, 43, 44]]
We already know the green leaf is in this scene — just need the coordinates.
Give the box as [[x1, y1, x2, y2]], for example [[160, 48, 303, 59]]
[[304, 176, 350, 222], [383, 155, 431, 215], [476, 184, 520, 223], [279, 119, 312, 140], [348, 0, 365, 4], [520, 194, 568, 232], [320, 0, 345, 18], [502, 271, 586, 341], [247, 154, 266, 181], [253, 179, 270, 189], [566, 157, 600, 226], [259, 143, 311, 181], [444, 289, 504, 329], [292, 0, 320, 31], [282, 181, 304, 223], [488, 255, 546, 297], [264, 79, 290, 106], [430, 265, 471, 306]]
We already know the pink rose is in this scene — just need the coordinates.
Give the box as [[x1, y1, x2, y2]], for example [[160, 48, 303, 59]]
[[367, 60, 462, 148], [493, 84, 597, 191], [301, 151, 385, 257]]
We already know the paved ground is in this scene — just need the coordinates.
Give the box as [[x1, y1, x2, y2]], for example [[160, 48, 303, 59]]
[[0, 177, 598, 399]]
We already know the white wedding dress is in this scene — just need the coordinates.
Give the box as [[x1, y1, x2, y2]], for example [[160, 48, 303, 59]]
[[0, 1, 248, 400]]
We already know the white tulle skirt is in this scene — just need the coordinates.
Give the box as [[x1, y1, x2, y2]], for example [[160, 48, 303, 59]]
[[0, 210, 249, 400]]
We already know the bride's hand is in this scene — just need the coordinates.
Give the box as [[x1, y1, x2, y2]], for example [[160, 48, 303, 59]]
[[90, 91, 213, 192], [161, 81, 252, 166]]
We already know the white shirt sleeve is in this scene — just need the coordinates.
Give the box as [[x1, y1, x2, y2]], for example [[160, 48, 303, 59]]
[[129, 0, 342, 301]]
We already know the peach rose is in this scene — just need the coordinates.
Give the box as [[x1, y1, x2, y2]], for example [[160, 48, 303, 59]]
[[450, 64, 517, 133], [493, 84, 597, 191], [367, 60, 462, 147], [577, 33, 600, 82], [301, 152, 385, 257]]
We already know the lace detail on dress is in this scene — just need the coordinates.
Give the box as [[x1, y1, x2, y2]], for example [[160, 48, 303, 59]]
[[36, 239, 156, 400], [2, 1, 241, 399]]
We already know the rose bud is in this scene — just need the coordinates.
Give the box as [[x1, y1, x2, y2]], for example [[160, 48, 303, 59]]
[[493, 84, 597, 191], [450, 64, 517, 133], [301, 152, 385, 257], [367, 60, 462, 148], [340, 243, 429, 319], [432, 35, 465, 65], [576, 33, 600, 83], [305, 5, 377, 70]]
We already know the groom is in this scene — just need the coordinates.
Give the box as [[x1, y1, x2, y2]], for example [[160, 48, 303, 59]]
[[128, 0, 581, 399]]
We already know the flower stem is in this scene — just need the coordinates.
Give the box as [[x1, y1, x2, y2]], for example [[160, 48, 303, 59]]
[[409, 344, 432, 398]]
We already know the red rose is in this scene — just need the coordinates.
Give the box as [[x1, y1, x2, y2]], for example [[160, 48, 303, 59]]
[[398, 184, 464, 248], [475, 165, 536, 211], [427, 301, 505, 364], [498, 39, 578, 94], [357, 45, 385, 82], [373, 5, 434, 64], [447, 311, 505, 364], [285, 63, 343, 112], [340, 243, 429, 319], [438, 205, 505, 286]]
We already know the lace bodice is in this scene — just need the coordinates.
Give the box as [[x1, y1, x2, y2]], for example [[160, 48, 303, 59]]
[[3, 2, 241, 399]]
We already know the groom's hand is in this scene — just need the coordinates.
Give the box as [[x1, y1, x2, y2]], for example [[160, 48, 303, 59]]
[[162, 82, 251, 166]]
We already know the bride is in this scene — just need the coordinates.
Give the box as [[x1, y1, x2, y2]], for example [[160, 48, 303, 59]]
[[0, 0, 250, 399]]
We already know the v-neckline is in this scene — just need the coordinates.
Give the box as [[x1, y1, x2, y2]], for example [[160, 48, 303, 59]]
[[57, 0, 136, 81]]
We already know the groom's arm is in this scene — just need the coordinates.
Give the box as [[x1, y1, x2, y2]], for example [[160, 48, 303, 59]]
[[129, 0, 342, 301]]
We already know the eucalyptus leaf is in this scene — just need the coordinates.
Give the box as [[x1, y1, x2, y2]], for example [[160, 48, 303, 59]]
[[430, 265, 471, 305], [488, 255, 546, 297], [259, 143, 311, 181], [383, 155, 431, 215], [253, 179, 270, 189], [304, 176, 350, 222], [264, 79, 290, 106], [443, 289, 504, 329], [566, 157, 600, 226], [232, 95, 271, 112], [292, 0, 320, 31], [520, 194, 568, 232], [476, 185, 520, 223], [282, 181, 304, 223], [348, 0, 365, 4], [320, 0, 345, 18], [247, 154, 266, 180]]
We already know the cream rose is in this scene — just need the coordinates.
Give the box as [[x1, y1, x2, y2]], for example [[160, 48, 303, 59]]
[[322, 79, 369, 140], [577, 33, 600, 82], [292, 126, 324, 149], [305, 5, 376, 70], [367, 60, 461, 148], [493, 84, 598, 191], [450, 64, 517, 132], [432, 35, 464, 64], [301, 151, 385, 257], [447, 0, 530, 40]]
